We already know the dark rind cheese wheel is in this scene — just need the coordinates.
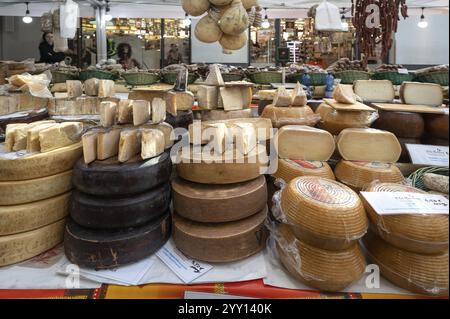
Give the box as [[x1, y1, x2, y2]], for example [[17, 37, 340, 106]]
[[172, 176, 267, 223], [0, 108, 49, 132], [173, 206, 268, 263], [70, 183, 171, 229], [72, 152, 172, 196], [398, 137, 421, 162], [421, 136, 449, 146], [373, 111, 424, 138], [424, 114, 449, 140], [64, 212, 171, 269], [165, 110, 193, 130]]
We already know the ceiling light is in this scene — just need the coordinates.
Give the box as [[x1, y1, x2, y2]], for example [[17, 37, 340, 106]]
[[418, 7, 428, 28], [183, 13, 192, 27], [261, 8, 270, 29], [105, 0, 112, 21], [22, 2, 32, 24]]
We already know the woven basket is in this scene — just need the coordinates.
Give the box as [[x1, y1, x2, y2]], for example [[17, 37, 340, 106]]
[[247, 71, 282, 84], [408, 166, 449, 191], [161, 72, 199, 85], [414, 71, 449, 86], [334, 70, 371, 84], [371, 71, 414, 85], [308, 73, 328, 86], [286, 73, 304, 84], [79, 70, 117, 81], [121, 72, 160, 86], [221, 72, 244, 82], [51, 70, 78, 83]]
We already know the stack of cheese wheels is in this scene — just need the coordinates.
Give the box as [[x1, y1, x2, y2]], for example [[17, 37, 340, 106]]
[[334, 128, 404, 191], [422, 113, 449, 147], [275, 176, 368, 291], [0, 121, 83, 267], [173, 119, 269, 262], [261, 83, 317, 128], [272, 125, 336, 183]]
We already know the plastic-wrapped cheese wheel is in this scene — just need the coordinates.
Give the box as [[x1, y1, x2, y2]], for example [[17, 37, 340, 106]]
[[273, 159, 335, 183]]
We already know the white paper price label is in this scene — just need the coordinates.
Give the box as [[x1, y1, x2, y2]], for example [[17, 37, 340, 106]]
[[398, 68, 409, 74], [406, 144, 449, 167]]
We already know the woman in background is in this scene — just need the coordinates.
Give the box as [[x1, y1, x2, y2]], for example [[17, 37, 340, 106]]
[[39, 32, 65, 63], [117, 43, 140, 70]]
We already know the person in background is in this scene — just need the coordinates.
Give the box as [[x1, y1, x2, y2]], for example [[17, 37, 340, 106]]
[[117, 43, 140, 70], [39, 32, 65, 63], [166, 43, 183, 65]]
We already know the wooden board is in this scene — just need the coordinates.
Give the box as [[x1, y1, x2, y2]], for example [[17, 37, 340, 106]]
[[372, 103, 448, 114], [195, 81, 253, 88], [324, 99, 376, 112]]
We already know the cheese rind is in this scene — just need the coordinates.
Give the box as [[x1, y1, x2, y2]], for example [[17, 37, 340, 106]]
[[117, 99, 133, 124], [141, 129, 165, 160], [132, 100, 151, 126], [118, 129, 142, 163], [400, 82, 444, 107], [201, 109, 252, 121], [97, 128, 121, 160], [39, 122, 83, 153], [66, 80, 83, 98], [354, 80, 395, 103], [99, 101, 117, 127], [82, 130, 99, 164], [197, 85, 219, 110], [26, 122, 57, 153], [84, 78, 99, 96], [5, 123, 28, 152], [98, 79, 115, 98], [333, 84, 356, 104], [273, 159, 335, 183], [151, 97, 166, 124], [165, 91, 195, 116], [141, 122, 174, 149], [13, 120, 56, 151]]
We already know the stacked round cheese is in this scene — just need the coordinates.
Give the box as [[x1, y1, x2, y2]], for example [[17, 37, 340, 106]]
[[422, 113, 449, 147]]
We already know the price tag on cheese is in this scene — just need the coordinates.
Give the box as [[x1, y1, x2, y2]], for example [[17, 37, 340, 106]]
[[398, 68, 409, 74], [361, 192, 449, 216], [156, 240, 213, 283], [406, 144, 449, 166]]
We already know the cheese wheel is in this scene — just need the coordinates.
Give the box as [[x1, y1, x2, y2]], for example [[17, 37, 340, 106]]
[[363, 232, 448, 296], [64, 213, 171, 269], [165, 110, 193, 129], [0, 192, 70, 236], [172, 175, 267, 223], [337, 128, 401, 163], [276, 224, 366, 292], [424, 114, 449, 140], [0, 142, 82, 181], [400, 82, 444, 107], [354, 80, 395, 103], [176, 144, 268, 184], [421, 136, 449, 147], [0, 170, 73, 206], [0, 219, 65, 267], [362, 182, 448, 254], [335, 160, 405, 191], [273, 159, 335, 183], [261, 105, 316, 128], [373, 111, 425, 138], [201, 109, 252, 121], [173, 207, 268, 262], [281, 176, 368, 250]]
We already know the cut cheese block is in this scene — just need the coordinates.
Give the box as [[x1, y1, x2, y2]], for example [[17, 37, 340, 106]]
[[276, 125, 335, 161], [118, 129, 141, 163], [337, 128, 402, 163], [173, 207, 267, 262], [275, 224, 366, 292], [165, 109, 194, 129], [128, 88, 169, 104], [273, 159, 335, 183], [280, 176, 368, 250], [354, 80, 395, 103], [177, 144, 268, 184], [205, 64, 224, 86], [257, 89, 280, 101], [117, 99, 133, 124], [201, 122, 230, 154], [64, 213, 171, 269], [362, 182, 448, 254], [261, 105, 317, 128], [141, 122, 174, 150], [99, 101, 117, 127], [373, 111, 425, 138], [229, 122, 257, 155], [66, 80, 83, 98], [424, 114, 449, 140], [132, 100, 151, 126], [0, 192, 70, 236], [26, 122, 58, 153], [333, 84, 357, 104], [13, 120, 56, 151], [98, 79, 115, 98], [219, 86, 249, 111], [0, 219, 65, 267], [291, 82, 307, 106], [151, 97, 166, 124], [334, 160, 405, 191], [363, 232, 449, 296], [0, 170, 73, 206], [84, 78, 99, 96], [82, 130, 100, 164], [70, 183, 170, 229], [4, 123, 28, 152], [39, 122, 83, 153], [201, 109, 252, 121], [400, 82, 443, 107], [273, 87, 293, 107], [197, 85, 219, 110], [97, 128, 121, 161], [172, 175, 267, 223], [165, 90, 195, 116], [141, 129, 165, 160], [73, 152, 171, 196], [0, 142, 82, 181]]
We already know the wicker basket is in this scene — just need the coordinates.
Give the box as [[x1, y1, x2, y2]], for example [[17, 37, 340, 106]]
[[286, 73, 304, 83], [221, 72, 244, 82], [161, 72, 199, 85], [334, 70, 371, 84], [307, 73, 328, 86], [247, 71, 282, 84], [408, 166, 449, 191], [51, 70, 78, 83], [371, 71, 414, 85], [121, 72, 160, 86], [79, 70, 117, 81], [414, 71, 449, 86]]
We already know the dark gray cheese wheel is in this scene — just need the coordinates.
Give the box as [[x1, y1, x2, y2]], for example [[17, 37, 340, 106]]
[[165, 110, 193, 130]]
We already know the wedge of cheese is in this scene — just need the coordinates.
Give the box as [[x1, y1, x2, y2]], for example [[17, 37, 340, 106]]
[[151, 97, 166, 124], [4, 123, 28, 152], [84, 78, 99, 96], [98, 80, 115, 98], [219, 87, 246, 111], [141, 122, 174, 150], [165, 91, 195, 116], [354, 80, 395, 103], [118, 129, 142, 163], [117, 99, 133, 124], [291, 82, 308, 106], [333, 84, 357, 104], [229, 122, 257, 155], [82, 130, 100, 164], [197, 85, 219, 110], [39, 122, 83, 153], [141, 129, 165, 160], [26, 122, 58, 153], [97, 128, 121, 160], [400, 82, 444, 107], [99, 101, 117, 127], [13, 120, 56, 152], [273, 87, 292, 107], [132, 100, 151, 126], [205, 64, 224, 86], [66, 80, 83, 98]]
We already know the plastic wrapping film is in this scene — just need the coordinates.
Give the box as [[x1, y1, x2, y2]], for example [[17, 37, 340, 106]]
[[270, 176, 368, 251], [334, 160, 405, 191], [362, 231, 449, 296], [315, 103, 379, 135], [260, 105, 321, 128], [272, 159, 335, 184], [360, 181, 449, 255], [7, 73, 53, 99]]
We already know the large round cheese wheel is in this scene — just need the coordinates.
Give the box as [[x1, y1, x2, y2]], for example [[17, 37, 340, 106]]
[[176, 144, 268, 184], [421, 136, 449, 147], [0, 142, 82, 182], [0, 170, 72, 206], [173, 206, 267, 263], [373, 111, 424, 138], [363, 232, 449, 296], [70, 183, 171, 230], [261, 105, 317, 128], [335, 160, 405, 191], [424, 114, 449, 140], [72, 153, 171, 196], [281, 176, 368, 250], [64, 212, 171, 269], [172, 176, 267, 223], [165, 110, 193, 129], [201, 109, 252, 121], [0, 192, 70, 236], [362, 183, 448, 254], [276, 224, 366, 292], [0, 219, 65, 267], [273, 159, 335, 183]]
